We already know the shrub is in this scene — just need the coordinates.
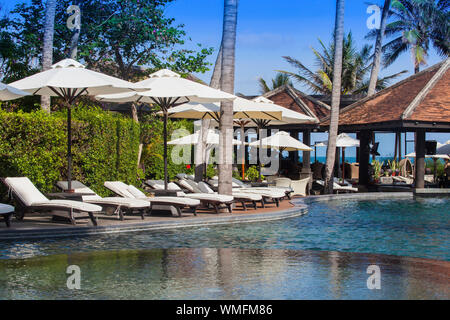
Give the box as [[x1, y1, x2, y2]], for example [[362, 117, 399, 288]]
[[0, 104, 140, 197], [140, 115, 195, 180]]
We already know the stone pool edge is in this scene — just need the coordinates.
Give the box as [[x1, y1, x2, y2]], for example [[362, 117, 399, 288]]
[[0, 204, 307, 240]]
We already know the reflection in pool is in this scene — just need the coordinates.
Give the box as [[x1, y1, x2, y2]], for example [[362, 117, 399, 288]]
[[1, 198, 449, 261], [0, 248, 448, 300]]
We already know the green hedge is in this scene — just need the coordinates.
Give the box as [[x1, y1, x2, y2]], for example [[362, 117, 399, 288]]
[[0, 105, 140, 197]]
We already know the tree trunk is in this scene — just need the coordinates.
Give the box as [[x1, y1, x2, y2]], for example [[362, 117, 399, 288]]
[[367, 0, 390, 96], [41, 0, 57, 113], [324, 0, 345, 194], [218, 0, 238, 196], [194, 46, 223, 181]]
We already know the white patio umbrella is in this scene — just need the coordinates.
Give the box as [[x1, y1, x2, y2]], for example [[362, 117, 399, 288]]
[[168, 129, 242, 146], [0, 83, 30, 101], [249, 131, 313, 152], [249, 131, 312, 176], [96, 69, 236, 189], [318, 133, 360, 180], [406, 141, 450, 159], [9, 59, 137, 191], [167, 96, 284, 180]]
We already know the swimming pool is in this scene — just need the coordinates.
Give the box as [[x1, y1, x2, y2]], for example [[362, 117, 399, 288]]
[[1, 198, 448, 261]]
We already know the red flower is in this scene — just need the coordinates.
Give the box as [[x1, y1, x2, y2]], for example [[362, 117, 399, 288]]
[[186, 164, 191, 169]]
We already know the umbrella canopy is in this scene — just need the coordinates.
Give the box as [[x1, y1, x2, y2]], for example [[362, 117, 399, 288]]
[[9, 59, 137, 191], [10, 59, 137, 97], [166, 96, 283, 121], [0, 83, 30, 101], [249, 131, 313, 152], [168, 129, 242, 146], [318, 133, 360, 148], [406, 141, 450, 159], [96, 69, 236, 189]]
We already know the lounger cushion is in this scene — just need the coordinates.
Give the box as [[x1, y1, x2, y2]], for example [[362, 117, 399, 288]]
[[5, 177, 49, 206], [198, 182, 215, 194], [232, 192, 262, 201], [104, 181, 135, 198], [149, 197, 200, 206], [84, 197, 150, 209], [56, 181, 97, 194], [127, 185, 147, 198], [238, 188, 285, 198], [32, 200, 102, 212], [184, 193, 234, 203], [0, 204, 14, 214], [179, 179, 204, 193]]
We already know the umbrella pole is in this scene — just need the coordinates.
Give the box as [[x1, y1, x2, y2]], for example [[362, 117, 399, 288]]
[[163, 110, 168, 190], [342, 147, 346, 182], [241, 123, 245, 180], [67, 102, 73, 192]]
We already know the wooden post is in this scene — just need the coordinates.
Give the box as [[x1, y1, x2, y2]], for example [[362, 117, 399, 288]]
[[415, 129, 426, 189], [359, 130, 371, 188], [301, 129, 312, 193]]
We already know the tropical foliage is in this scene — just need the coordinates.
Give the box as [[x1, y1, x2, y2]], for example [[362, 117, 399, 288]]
[[258, 73, 293, 94], [0, 0, 213, 83], [279, 32, 407, 95], [366, 0, 449, 73], [0, 104, 140, 196]]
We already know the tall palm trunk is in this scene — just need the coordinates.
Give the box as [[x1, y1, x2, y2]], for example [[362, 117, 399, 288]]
[[68, 2, 81, 60], [218, 0, 238, 195], [324, 0, 345, 194], [41, 0, 57, 113], [367, 0, 390, 96], [194, 46, 223, 181]]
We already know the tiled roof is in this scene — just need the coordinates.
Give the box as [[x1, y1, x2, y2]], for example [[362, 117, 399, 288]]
[[261, 85, 331, 121], [321, 59, 450, 127]]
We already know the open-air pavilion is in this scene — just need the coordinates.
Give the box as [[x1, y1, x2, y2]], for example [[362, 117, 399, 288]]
[[321, 59, 450, 190]]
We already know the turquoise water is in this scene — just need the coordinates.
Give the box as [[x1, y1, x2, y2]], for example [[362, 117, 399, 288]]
[[0, 198, 449, 300], [0, 198, 448, 261], [0, 248, 448, 300]]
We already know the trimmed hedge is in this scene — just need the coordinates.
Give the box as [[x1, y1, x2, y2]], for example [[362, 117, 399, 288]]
[[0, 105, 140, 197]]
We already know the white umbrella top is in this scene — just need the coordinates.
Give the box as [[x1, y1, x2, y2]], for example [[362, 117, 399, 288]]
[[319, 133, 360, 148], [249, 131, 313, 152], [168, 129, 242, 146], [250, 96, 317, 125], [97, 69, 236, 104], [167, 96, 283, 121], [0, 83, 30, 101], [406, 141, 450, 159], [10, 59, 136, 97]]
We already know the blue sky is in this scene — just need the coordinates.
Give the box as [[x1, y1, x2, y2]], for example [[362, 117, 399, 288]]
[[2, 0, 449, 157]]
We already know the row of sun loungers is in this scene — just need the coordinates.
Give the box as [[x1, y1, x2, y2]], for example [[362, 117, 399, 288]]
[[1, 174, 292, 227]]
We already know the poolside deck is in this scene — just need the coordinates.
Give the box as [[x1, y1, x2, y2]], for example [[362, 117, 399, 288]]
[[0, 199, 306, 240]]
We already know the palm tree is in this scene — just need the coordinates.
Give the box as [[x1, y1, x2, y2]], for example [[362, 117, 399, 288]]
[[324, 0, 346, 194], [258, 73, 293, 93], [368, 0, 392, 96], [279, 32, 406, 95], [41, 0, 57, 113], [367, 0, 449, 74], [218, 0, 238, 195], [194, 45, 222, 181]]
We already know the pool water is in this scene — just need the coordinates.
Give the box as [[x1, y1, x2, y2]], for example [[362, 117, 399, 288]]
[[0, 248, 448, 300], [1, 198, 448, 261], [0, 198, 449, 300]]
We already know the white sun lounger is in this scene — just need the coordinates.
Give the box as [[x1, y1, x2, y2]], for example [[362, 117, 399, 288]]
[[104, 181, 200, 217], [0, 203, 15, 227], [146, 180, 234, 214], [315, 180, 358, 193], [57, 181, 150, 221], [3, 177, 101, 225], [207, 179, 285, 207], [196, 181, 263, 210]]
